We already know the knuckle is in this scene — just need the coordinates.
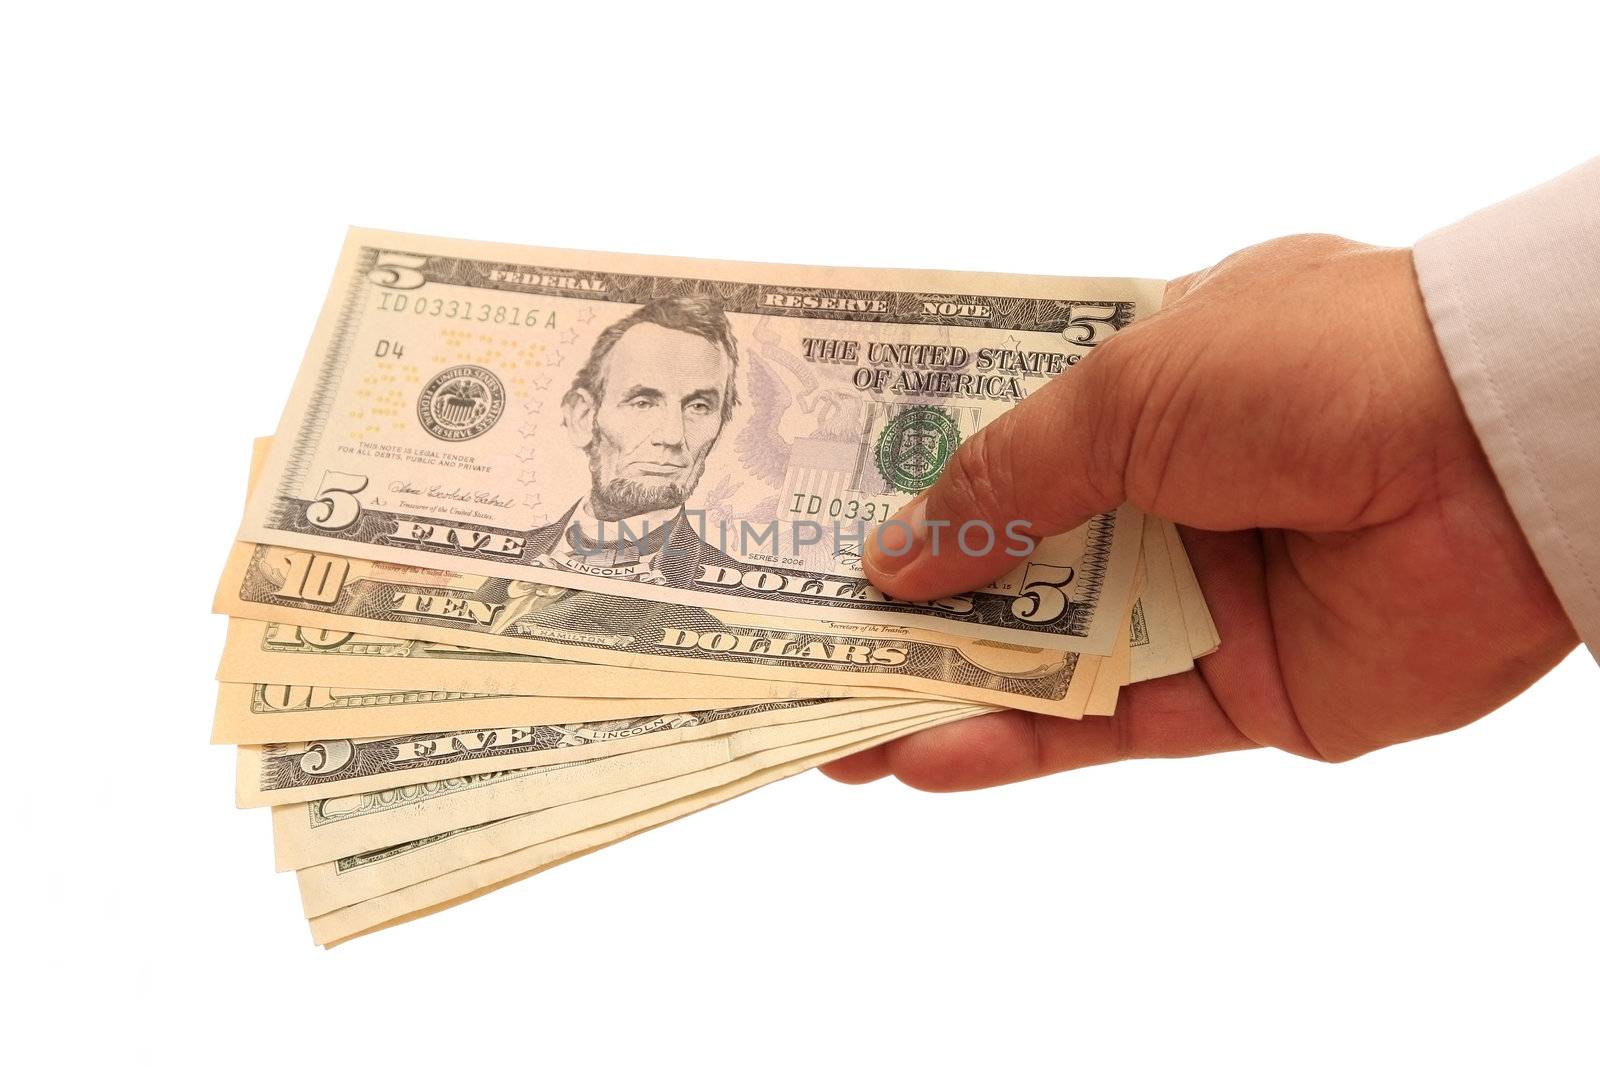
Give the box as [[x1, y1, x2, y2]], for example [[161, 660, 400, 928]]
[[934, 426, 1015, 523], [1078, 338, 1149, 509]]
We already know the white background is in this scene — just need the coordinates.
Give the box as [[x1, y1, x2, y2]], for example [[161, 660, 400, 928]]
[[5, 2, 1596, 1064]]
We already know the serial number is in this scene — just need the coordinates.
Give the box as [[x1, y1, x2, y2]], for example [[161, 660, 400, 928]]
[[377, 291, 543, 325], [786, 493, 895, 522]]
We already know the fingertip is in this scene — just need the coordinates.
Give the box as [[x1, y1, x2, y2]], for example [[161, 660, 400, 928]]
[[886, 711, 1043, 792], [864, 544, 1029, 604], [862, 486, 1036, 602], [862, 495, 924, 596], [860, 554, 915, 601], [1164, 267, 1211, 305], [819, 746, 891, 785]]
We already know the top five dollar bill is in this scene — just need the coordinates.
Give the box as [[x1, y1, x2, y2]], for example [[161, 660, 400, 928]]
[[239, 228, 1165, 653]]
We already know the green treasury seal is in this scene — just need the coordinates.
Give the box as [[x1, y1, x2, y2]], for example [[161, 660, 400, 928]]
[[875, 406, 962, 493]]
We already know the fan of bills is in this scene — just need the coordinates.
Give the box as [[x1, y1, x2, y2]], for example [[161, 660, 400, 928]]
[[212, 229, 1218, 946]]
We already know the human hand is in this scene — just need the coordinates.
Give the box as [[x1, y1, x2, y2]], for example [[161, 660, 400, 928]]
[[823, 236, 1578, 791]]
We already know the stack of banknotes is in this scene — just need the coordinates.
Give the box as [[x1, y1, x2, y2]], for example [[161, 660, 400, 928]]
[[212, 229, 1218, 945]]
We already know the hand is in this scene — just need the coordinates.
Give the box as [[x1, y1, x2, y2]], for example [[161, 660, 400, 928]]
[[823, 236, 1578, 791]]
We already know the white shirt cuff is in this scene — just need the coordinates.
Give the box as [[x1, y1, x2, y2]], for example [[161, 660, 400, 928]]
[[1413, 157, 1600, 661]]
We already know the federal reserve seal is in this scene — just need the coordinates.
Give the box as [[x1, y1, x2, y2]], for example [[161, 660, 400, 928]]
[[417, 365, 505, 441], [874, 406, 962, 493]]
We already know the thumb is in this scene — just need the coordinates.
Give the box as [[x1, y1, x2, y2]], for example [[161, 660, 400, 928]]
[[863, 326, 1152, 602]]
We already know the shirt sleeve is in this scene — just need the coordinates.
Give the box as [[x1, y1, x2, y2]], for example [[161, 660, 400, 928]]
[[1412, 157, 1600, 661]]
